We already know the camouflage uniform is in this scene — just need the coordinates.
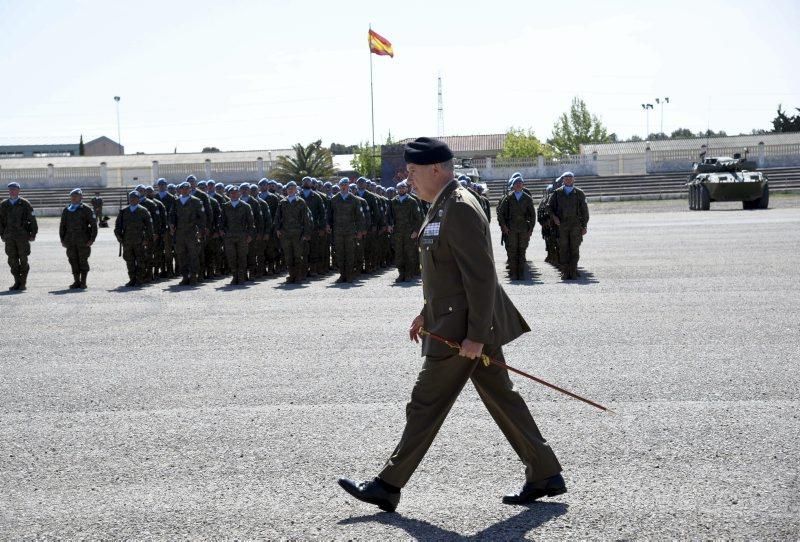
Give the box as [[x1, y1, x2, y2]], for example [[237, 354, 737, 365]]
[[59, 202, 97, 288], [327, 191, 364, 282], [114, 205, 153, 286], [171, 195, 206, 284], [389, 194, 423, 281], [221, 200, 255, 284], [0, 197, 38, 290], [497, 191, 536, 280], [274, 196, 313, 282], [548, 186, 589, 280]]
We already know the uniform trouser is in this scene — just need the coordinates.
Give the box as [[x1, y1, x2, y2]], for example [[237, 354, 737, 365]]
[[505, 231, 530, 274], [223, 237, 248, 276], [4, 237, 30, 277], [393, 230, 417, 276], [281, 233, 307, 278], [246, 238, 260, 276], [163, 234, 175, 273], [323, 232, 332, 270], [365, 230, 377, 270], [259, 236, 271, 274], [205, 236, 221, 274], [333, 233, 356, 280], [378, 345, 562, 488], [174, 232, 200, 277], [354, 235, 365, 272], [122, 242, 147, 281], [65, 241, 91, 274], [558, 225, 582, 271], [309, 231, 324, 272]]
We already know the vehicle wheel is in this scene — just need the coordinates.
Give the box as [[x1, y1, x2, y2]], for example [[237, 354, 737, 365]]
[[742, 200, 754, 210], [699, 185, 711, 210], [758, 183, 769, 209], [691, 185, 699, 210], [688, 186, 695, 210]]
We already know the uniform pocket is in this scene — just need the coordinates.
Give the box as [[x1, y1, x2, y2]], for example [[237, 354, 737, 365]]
[[431, 292, 468, 316]]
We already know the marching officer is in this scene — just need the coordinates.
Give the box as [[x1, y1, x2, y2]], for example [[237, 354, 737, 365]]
[[274, 181, 312, 283], [548, 172, 589, 280], [497, 176, 536, 280], [59, 188, 97, 289], [339, 137, 564, 512], [0, 182, 38, 291], [114, 191, 154, 288]]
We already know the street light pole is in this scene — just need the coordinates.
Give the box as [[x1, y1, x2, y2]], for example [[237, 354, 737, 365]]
[[641, 103, 654, 139], [655, 97, 670, 136], [114, 96, 122, 155]]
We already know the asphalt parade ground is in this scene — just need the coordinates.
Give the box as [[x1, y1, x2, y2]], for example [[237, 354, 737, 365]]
[[1, 197, 799, 540]]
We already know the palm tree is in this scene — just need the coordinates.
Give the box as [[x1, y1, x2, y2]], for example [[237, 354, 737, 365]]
[[271, 140, 335, 182]]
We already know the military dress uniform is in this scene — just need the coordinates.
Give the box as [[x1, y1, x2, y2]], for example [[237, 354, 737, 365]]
[[114, 203, 153, 286], [171, 194, 206, 285], [0, 194, 38, 290], [59, 200, 98, 288], [327, 190, 364, 283], [548, 185, 589, 280], [221, 199, 255, 285], [274, 195, 313, 283], [389, 192, 423, 281], [497, 190, 536, 280]]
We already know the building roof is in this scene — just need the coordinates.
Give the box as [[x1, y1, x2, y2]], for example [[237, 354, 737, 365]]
[[581, 132, 800, 155], [397, 134, 506, 153]]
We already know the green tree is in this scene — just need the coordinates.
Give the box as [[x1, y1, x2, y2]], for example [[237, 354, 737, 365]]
[[330, 142, 358, 155], [498, 127, 554, 159], [272, 140, 335, 182], [647, 132, 669, 141], [202, 146, 221, 153], [548, 97, 611, 155], [772, 105, 800, 132], [670, 128, 695, 139], [78, 134, 85, 156], [350, 142, 381, 177]]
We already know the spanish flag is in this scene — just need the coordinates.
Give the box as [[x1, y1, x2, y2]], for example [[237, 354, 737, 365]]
[[368, 29, 394, 58]]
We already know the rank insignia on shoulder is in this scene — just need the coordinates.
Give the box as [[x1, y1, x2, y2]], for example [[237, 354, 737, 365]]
[[438, 209, 444, 218]]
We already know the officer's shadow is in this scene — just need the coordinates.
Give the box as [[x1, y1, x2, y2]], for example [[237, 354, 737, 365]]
[[0, 289, 24, 296], [48, 288, 83, 295], [570, 267, 599, 285], [339, 502, 568, 541]]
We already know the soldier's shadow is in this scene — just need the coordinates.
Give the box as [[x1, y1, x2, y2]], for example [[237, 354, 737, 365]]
[[163, 283, 201, 293], [0, 290, 24, 296], [215, 283, 251, 291], [327, 281, 364, 289], [339, 502, 568, 540], [571, 268, 599, 285], [273, 281, 310, 291], [49, 289, 83, 295], [107, 285, 143, 293]]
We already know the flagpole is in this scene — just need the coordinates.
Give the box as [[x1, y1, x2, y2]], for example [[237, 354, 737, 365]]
[[369, 24, 376, 178]]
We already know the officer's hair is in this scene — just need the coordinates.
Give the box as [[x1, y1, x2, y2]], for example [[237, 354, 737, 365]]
[[438, 159, 454, 172]]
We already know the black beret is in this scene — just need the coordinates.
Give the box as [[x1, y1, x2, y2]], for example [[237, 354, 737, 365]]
[[404, 137, 454, 165]]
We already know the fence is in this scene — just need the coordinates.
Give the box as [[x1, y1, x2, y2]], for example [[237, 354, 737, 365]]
[[0, 165, 103, 188], [476, 154, 598, 180]]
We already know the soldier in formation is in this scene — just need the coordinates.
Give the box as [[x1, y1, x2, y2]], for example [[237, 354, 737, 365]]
[[547, 172, 589, 280], [274, 181, 312, 283], [59, 188, 97, 289], [327, 178, 365, 283], [537, 174, 564, 265], [0, 182, 38, 291], [171, 181, 206, 286], [387, 180, 422, 282], [220, 184, 255, 285], [497, 175, 536, 280], [114, 191, 154, 287]]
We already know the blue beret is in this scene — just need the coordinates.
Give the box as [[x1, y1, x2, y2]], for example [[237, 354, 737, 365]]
[[7, 182, 21, 189], [156, 178, 167, 186], [510, 172, 522, 180], [403, 137, 454, 165], [349, 183, 357, 189], [356, 177, 368, 184], [562, 171, 575, 178], [339, 178, 350, 186], [457, 174, 471, 182], [323, 182, 332, 188], [128, 191, 140, 199], [167, 183, 176, 189], [135, 184, 146, 191], [145, 185, 154, 191], [70, 188, 83, 196], [178, 181, 190, 189], [186, 175, 197, 182], [258, 178, 269, 186], [239, 183, 251, 191], [229, 184, 240, 191], [267, 180, 277, 186], [285, 181, 298, 189], [301, 176, 312, 184], [215, 182, 224, 189], [196, 180, 207, 188], [396, 181, 408, 189]]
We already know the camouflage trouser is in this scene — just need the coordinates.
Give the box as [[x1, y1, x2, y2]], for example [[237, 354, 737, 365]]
[[505, 231, 531, 277], [246, 238, 260, 277], [309, 230, 325, 274], [281, 233, 307, 280], [162, 233, 175, 274], [365, 230, 377, 271], [205, 235, 222, 275], [65, 240, 91, 274], [122, 242, 147, 281], [334, 233, 356, 280], [174, 232, 201, 277], [4, 237, 30, 277], [393, 229, 417, 277], [354, 235, 365, 273], [558, 225, 582, 270], [266, 234, 279, 272], [224, 236, 248, 276]]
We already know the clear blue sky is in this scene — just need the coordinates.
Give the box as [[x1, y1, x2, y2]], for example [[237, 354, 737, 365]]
[[1, 0, 798, 154]]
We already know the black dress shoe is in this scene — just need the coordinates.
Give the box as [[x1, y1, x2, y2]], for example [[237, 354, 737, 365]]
[[502, 474, 567, 505], [338, 477, 400, 512]]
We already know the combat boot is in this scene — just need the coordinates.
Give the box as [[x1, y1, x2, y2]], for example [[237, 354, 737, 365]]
[[9, 273, 20, 291], [79, 272, 88, 289], [18, 271, 28, 291], [229, 273, 239, 286], [70, 273, 81, 289]]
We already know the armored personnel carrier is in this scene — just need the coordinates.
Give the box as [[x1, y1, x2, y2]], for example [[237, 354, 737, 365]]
[[687, 154, 769, 210]]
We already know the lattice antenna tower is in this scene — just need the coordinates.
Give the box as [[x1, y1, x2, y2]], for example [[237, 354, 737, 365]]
[[437, 74, 444, 137]]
